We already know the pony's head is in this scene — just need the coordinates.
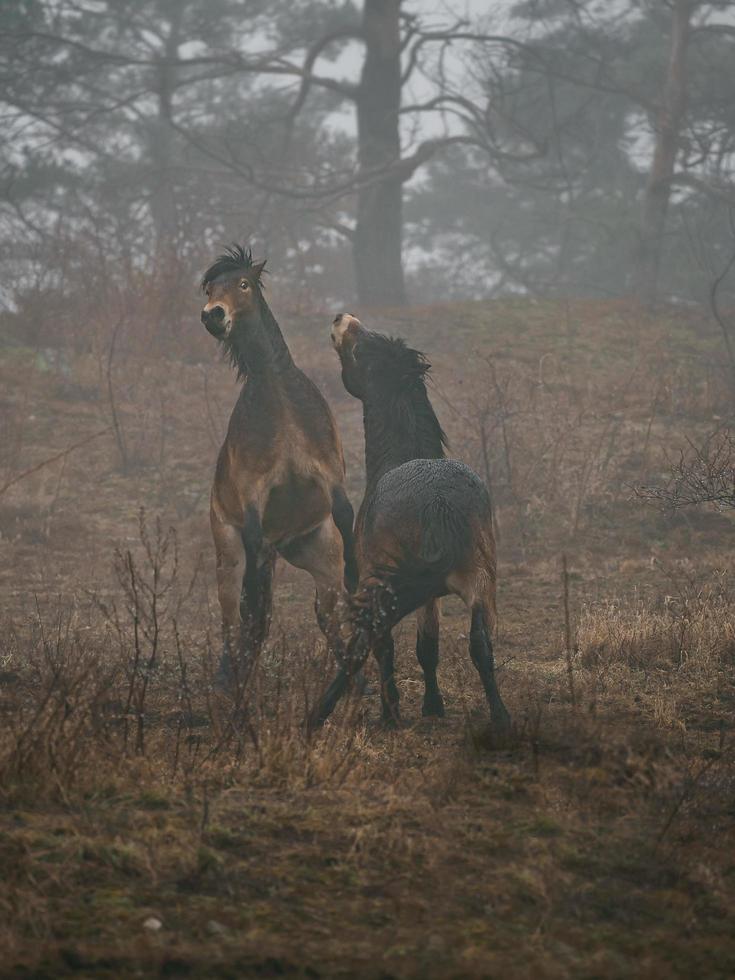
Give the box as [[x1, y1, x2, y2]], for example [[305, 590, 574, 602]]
[[200, 244, 266, 339]]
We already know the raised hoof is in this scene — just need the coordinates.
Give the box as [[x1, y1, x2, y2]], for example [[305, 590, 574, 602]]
[[422, 696, 445, 718]]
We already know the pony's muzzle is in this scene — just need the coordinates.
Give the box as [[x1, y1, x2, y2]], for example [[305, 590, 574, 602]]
[[201, 305, 228, 338], [331, 312, 361, 348]]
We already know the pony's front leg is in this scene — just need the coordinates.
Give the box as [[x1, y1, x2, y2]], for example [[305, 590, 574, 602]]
[[308, 630, 371, 732], [238, 506, 276, 658], [237, 506, 274, 673]]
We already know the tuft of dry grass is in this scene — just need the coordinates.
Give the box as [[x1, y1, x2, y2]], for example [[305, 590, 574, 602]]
[[572, 571, 735, 734], [579, 580, 735, 673]]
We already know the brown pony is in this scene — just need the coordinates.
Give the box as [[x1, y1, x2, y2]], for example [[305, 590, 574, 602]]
[[310, 314, 510, 734], [200, 246, 357, 685]]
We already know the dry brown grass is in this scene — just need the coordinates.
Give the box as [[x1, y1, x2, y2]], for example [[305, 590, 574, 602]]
[[1, 296, 735, 977], [2, 589, 733, 978]]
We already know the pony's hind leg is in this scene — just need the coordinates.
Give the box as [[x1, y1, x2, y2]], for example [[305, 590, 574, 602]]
[[416, 599, 444, 717], [469, 602, 511, 734], [374, 632, 400, 726]]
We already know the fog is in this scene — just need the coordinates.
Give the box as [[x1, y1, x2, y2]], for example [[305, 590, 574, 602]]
[[1, 0, 734, 317], [3, 5, 735, 975]]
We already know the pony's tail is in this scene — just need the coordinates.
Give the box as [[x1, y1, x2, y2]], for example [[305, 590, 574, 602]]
[[417, 496, 472, 569]]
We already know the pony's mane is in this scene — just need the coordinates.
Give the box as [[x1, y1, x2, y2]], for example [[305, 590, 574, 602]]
[[356, 330, 448, 460], [200, 244, 267, 290], [356, 331, 431, 389]]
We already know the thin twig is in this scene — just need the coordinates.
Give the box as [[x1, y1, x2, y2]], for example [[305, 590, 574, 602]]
[[709, 206, 735, 409], [0, 427, 113, 499], [106, 315, 128, 470], [562, 554, 577, 709]]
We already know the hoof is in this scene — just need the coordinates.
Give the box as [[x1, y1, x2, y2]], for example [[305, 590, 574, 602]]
[[422, 695, 445, 718]]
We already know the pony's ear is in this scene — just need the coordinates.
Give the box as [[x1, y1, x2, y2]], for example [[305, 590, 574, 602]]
[[251, 259, 267, 285]]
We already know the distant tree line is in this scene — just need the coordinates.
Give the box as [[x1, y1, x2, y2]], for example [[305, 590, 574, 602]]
[[1, 0, 734, 318]]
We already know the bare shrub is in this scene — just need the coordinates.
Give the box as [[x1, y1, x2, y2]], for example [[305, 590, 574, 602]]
[[0, 617, 119, 803], [101, 510, 191, 755], [430, 318, 735, 561], [0, 510, 371, 806], [0, 623, 370, 808], [438, 353, 647, 552], [638, 427, 735, 510]]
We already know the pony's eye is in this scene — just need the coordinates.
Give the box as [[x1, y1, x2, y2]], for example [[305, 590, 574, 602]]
[[240, 279, 249, 291]]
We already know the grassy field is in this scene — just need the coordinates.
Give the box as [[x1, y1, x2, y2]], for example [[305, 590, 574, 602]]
[[1, 297, 734, 978]]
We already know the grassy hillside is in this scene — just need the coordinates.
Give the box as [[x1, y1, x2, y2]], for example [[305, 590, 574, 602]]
[[1, 298, 734, 978]]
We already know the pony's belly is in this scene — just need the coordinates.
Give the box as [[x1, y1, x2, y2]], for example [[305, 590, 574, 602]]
[[261, 473, 331, 546]]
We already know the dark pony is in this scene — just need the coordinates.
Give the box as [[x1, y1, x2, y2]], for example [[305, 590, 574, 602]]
[[310, 314, 511, 734]]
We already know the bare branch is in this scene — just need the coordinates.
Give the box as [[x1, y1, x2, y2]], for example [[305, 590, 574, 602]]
[[709, 206, 735, 400], [281, 28, 364, 120], [637, 430, 735, 509], [666, 172, 735, 204], [400, 18, 468, 85], [0, 428, 113, 499]]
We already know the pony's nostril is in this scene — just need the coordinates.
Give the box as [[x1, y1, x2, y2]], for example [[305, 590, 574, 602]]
[[208, 306, 225, 321]]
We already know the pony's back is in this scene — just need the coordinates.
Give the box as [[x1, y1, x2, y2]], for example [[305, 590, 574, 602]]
[[359, 458, 495, 603]]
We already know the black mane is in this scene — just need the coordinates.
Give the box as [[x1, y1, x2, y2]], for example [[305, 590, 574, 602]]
[[357, 331, 448, 475], [356, 332, 432, 389], [201, 244, 266, 290]]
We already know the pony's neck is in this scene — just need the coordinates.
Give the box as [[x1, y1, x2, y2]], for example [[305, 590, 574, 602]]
[[257, 295, 294, 368], [362, 387, 445, 492], [228, 296, 294, 379]]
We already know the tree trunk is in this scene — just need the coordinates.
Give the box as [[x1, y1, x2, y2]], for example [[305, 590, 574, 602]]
[[149, 68, 178, 265], [354, 0, 406, 307], [149, 7, 182, 268], [634, 0, 693, 307]]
